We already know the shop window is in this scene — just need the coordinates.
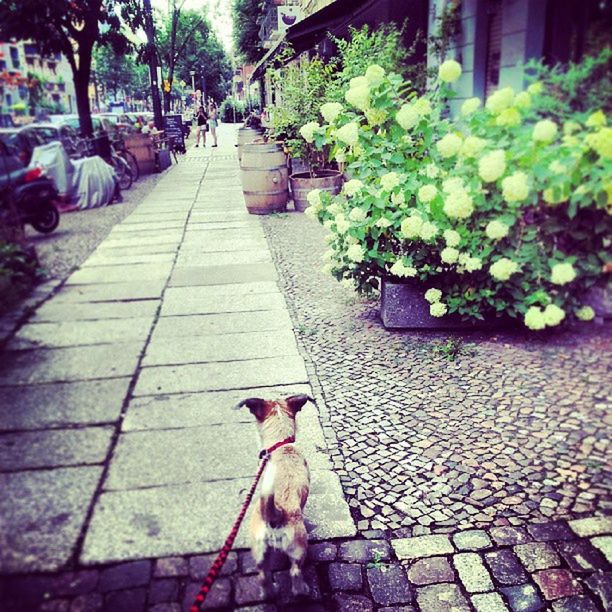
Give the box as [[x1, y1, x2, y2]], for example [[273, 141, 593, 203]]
[[484, 0, 502, 97], [9, 46, 20, 69]]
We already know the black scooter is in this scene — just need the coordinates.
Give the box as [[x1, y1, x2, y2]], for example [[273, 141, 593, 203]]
[[10, 167, 60, 234]]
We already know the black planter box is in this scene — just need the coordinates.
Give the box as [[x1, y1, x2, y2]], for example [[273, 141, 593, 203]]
[[380, 278, 509, 330]]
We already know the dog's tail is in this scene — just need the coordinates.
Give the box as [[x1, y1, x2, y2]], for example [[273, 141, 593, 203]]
[[261, 495, 287, 529]]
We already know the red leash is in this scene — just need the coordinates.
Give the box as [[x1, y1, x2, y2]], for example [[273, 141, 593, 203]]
[[189, 436, 295, 612]]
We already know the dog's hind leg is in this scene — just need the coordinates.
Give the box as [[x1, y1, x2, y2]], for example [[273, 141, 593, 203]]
[[287, 521, 309, 597], [250, 510, 276, 597]]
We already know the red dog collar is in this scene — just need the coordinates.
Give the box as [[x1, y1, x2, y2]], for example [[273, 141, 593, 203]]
[[259, 436, 295, 459]]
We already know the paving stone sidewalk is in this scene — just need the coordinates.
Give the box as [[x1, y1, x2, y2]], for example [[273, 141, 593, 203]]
[[0, 125, 610, 611]]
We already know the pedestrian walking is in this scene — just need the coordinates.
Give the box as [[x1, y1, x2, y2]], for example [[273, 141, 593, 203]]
[[195, 106, 208, 147], [207, 99, 218, 147]]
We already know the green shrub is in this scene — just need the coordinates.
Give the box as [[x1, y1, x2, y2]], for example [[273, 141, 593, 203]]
[[220, 97, 246, 122], [302, 58, 611, 329]]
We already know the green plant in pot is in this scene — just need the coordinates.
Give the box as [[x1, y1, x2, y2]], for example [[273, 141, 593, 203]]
[[267, 49, 344, 211], [304, 59, 611, 330]]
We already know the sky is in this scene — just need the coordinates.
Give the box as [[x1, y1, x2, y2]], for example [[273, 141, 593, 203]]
[[151, 0, 234, 53]]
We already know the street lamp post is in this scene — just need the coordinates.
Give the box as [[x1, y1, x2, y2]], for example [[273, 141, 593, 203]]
[[143, 0, 163, 130]]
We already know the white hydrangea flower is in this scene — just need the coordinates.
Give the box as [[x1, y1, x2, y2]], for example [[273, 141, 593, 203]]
[[401, 214, 423, 238], [346, 244, 365, 262], [464, 256, 483, 272], [550, 262, 577, 285], [334, 213, 350, 234], [460, 97, 481, 116], [543, 304, 565, 326], [514, 91, 531, 109], [376, 216, 392, 228], [419, 221, 439, 241], [365, 64, 385, 86], [335, 149, 346, 163], [349, 76, 369, 89], [413, 97, 432, 115], [490, 257, 519, 281], [425, 164, 440, 179], [443, 189, 474, 219], [485, 86, 515, 114], [485, 219, 509, 240], [348, 207, 367, 223], [462, 136, 487, 158], [532, 119, 558, 143], [345, 85, 370, 110], [306, 189, 322, 208], [391, 191, 405, 206], [501, 171, 529, 202], [438, 59, 462, 83], [576, 306, 595, 321], [478, 149, 506, 183], [436, 133, 463, 158], [443, 229, 461, 247], [418, 184, 437, 203], [336, 122, 360, 147], [380, 172, 400, 192], [389, 259, 417, 278], [396, 103, 420, 130], [300, 121, 320, 143], [441, 247, 459, 264], [524, 306, 546, 330], [320, 102, 343, 123], [424, 288, 442, 303], [343, 179, 363, 197], [430, 302, 448, 317]]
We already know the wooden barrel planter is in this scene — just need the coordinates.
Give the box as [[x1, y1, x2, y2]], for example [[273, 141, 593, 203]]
[[240, 142, 289, 215], [290, 170, 344, 212], [124, 133, 156, 175], [237, 127, 264, 162]]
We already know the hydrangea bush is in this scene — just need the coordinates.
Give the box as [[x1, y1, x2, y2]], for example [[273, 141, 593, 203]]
[[303, 60, 611, 329]]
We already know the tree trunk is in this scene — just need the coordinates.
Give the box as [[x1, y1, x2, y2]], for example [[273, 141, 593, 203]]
[[74, 69, 94, 137]]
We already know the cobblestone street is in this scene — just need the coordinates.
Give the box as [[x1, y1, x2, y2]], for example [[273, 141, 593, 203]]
[[0, 124, 610, 611]]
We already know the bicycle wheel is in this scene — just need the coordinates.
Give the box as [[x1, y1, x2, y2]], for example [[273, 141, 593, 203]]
[[111, 154, 133, 190], [122, 150, 139, 181]]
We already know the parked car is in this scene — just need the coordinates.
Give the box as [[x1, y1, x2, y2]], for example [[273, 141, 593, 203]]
[[48, 114, 114, 135], [0, 126, 46, 166], [0, 139, 60, 234], [27, 123, 83, 158]]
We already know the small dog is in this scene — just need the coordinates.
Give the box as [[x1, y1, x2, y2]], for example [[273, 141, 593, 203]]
[[235, 394, 313, 597]]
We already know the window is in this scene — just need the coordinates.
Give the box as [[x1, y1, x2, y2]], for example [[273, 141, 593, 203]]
[[9, 47, 20, 69], [484, 0, 503, 97], [24, 43, 38, 56], [0, 60, 6, 71]]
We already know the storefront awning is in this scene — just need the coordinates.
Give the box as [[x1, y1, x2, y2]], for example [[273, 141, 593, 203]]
[[250, 0, 428, 82]]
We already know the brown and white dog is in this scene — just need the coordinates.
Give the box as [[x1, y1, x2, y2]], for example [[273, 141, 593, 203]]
[[235, 394, 313, 596]]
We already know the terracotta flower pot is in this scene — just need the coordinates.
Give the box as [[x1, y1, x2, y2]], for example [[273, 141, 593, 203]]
[[290, 170, 343, 212]]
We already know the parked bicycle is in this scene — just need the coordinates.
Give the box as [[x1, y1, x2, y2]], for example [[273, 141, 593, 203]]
[[81, 135, 134, 191], [111, 135, 139, 182]]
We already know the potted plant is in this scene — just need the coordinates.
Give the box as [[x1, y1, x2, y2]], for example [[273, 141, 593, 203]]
[[267, 50, 343, 211], [304, 58, 611, 331]]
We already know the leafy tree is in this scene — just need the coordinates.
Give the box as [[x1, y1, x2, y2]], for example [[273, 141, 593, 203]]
[[0, 0, 142, 136], [156, 6, 231, 109], [232, 0, 264, 64], [93, 45, 138, 99]]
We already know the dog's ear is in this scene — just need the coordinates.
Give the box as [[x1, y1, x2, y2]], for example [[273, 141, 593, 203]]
[[285, 394, 314, 414], [234, 397, 269, 420]]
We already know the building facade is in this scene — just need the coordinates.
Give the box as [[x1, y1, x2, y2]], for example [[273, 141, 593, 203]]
[[0, 40, 75, 117]]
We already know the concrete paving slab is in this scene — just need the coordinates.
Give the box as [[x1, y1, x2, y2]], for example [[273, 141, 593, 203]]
[[152, 310, 293, 339], [81, 469, 354, 564], [160, 292, 286, 316], [183, 228, 266, 241], [101, 235, 183, 249], [0, 466, 103, 572], [175, 250, 271, 266], [0, 378, 130, 430], [169, 264, 277, 287], [0, 342, 144, 385], [66, 262, 173, 285], [9, 317, 154, 349], [133, 355, 308, 396], [163, 282, 280, 299], [143, 329, 299, 366], [105, 424, 260, 490], [92, 243, 179, 256], [187, 212, 246, 222], [186, 221, 258, 231], [0, 426, 114, 470], [33, 300, 159, 322], [179, 238, 268, 253], [83, 252, 176, 267], [51, 282, 165, 303], [123, 384, 313, 431], [113, 222, 186, 232]]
